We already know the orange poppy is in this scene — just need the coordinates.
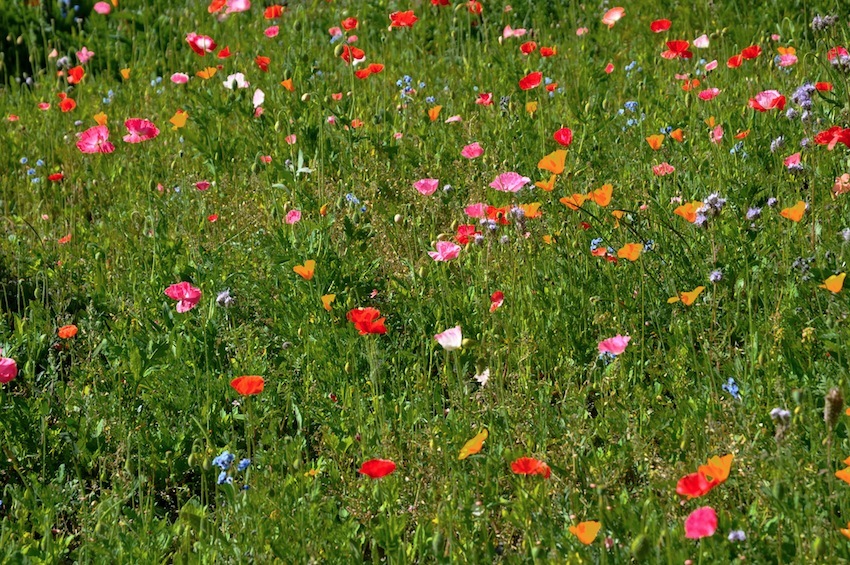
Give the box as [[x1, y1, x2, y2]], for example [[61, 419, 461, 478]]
[[560, 193, 586, 211], [519, 202, 542, 219], [820, 273, 846, 294], [280, 78, 294, 91], [780, 201, 806, 222], [697, 454, 733, 483], [293, 260, 316, 280], [569, 521, 601, 545], [58, 324, 78, 339], [120, 68, 131, 80], [538, 150, 567, 175], [321, 294, 336, 311], [841, 523, 850, 540], [196, 67, 217, 79], [670, 128, 684, 142], [617, 243, 642, 261], [94, 112, 108, 125], [668, 286, 705, 305], [170, 110, 188, 130], [674, 201, 701, 223], [458, 428, 488, 460], [836, 467, 850, 484], [535, 174, 557, 191], [645, 134, 664, 150], [588, 184, 612, 207], [428, 106, 442, 121], [230, 376, 265, 395], [510, 457, 551, 478]]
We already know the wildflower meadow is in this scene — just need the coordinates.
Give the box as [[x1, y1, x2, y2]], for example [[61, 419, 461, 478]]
[[3, 0, 850, 562]]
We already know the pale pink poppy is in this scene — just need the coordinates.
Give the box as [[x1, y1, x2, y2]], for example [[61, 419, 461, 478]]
[[285, 210, 302, 224], [165, 282, 202, 313], [285, 134, 297, 144], [576, 27, 588, 36], [196, 181, 211, 191], [748, 90, 786, 112], [784, 153, 801, 169], [771, 33, 781, 41], [224, 0, 250, 14], [777, 53, 797, 67], [123, 118, 160, 143], [76, 125, 115, 154], [93, 1, 111, 14], [465, 203, 487, 218], [253, 89, 265, 108], [260, 155, 272, 164], [710, 125, 723, 144], [434, 325, 462, 351], [428, 241, 461, 261], [265, 26, 279, 38], [393, 132, 403, 139], [693, 34, 709, 48], [705, 60, 718, 71], [675, 73, 690, 80], [601, 7, 625, 28], [698, 88, 720, 101], [444, 115, 462, 123], [503, 25, 527, 39], [0, 356, 17, 384], [76, 47, 95, 64], [461, 142, 484, 159], [598, 335, 630, 355], [414, 178, 440, 195], [652, 162, 675, 176], [833, 173, 850, 195], [684, 507, 717, 539], [347, 35, 358, 43], [490, 172, 530, 192], [329, 26, 343, 39], [254, 107, 264, 118], [171, 72, 189, 84]]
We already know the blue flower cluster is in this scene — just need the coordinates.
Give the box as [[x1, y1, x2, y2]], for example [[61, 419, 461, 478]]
[[212, 450, 251, 486]]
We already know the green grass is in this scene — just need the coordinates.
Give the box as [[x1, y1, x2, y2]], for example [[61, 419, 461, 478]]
[[2, 0, 850, 562]]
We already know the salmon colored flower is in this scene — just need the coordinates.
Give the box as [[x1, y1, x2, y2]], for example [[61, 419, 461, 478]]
[[58, 324, 79, 339]]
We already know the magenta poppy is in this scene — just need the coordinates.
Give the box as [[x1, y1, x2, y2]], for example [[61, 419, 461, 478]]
[[684, 506, 717, 539], [0, 356, 18, 384], [164, 282, 202, 313], [76, 125, 115, 154], [123, 119, 160, 143]]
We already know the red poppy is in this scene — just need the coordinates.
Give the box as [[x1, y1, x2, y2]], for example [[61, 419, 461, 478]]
[[217, 46, 231, 59], [264, 5, 284, 18], [331, 92, 343, 101], [456, 224, 479, 244], [255, 56, 270, 72], [359, 458, 396, 479], [230, 376, 265, 395], [48, 173, 64, 182], [650, 19, 671, 33], [676, 472, 718, 498], [208, 0, 226, 13], [741, 45, 761, 59], [827, 46, 849, 62], [748, 90, 786, 112], [510, 457, 551, 478], [486, 205, 510, 225], [341, 17, 358, 30], [815, 82, 833, 91], [475, 92, 493, 106], [553, 127, 573, 147], [347, 307, 387, 335], [520, 41, 537, 55], [67, 66, 85, 85], [545, 82, 558, 92], [490, 291, 504, 312], [59, 97, 76, 112], [540, 46, 557, 57], [354, 69, 372, 79], [389, 10, 418, 28], [58, 324, 79, 339], [431, 0, 450, 5], [727, 54, 743, 68], [518, 71, 543, 90], [814, 126, 850, 150], [58, 234, 72, 244], [367, 63, 384, 74], [340, 45, 365, 64], [661, 40, 692, 59], [467, 0, 482, 14]]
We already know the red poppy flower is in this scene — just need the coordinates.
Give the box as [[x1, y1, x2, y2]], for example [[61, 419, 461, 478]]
[[186, 33, 217, 56], [431, 0, 450, 5], [67, 66, 85, 85], [354, 69, 372, 79], [58, 324, 79, 339], [208, 0, 226, 13], [230, 376, 265, 395], [676, 472, 719, 498], [827, 46, 849, 62], [545, 82, 558, 92], [340, 45, 365, 65], [553, 127, 573, 147], [661, 40, 692, 59], [48, 173, 64, 182], [456, 224, 479, 244], [489, 291, 504, 312], [650, 19, 671, 33], [486, 205, 510, 225], [467, 0, 482, 14], [59, 98, 76, 112], [815, 82, 833, 92], [255, 56, 271, 72], [540, 46, 557, 57], [475, 92, 493, 106], [367, 63, 384, 74], [389, 10, 418, 28], [341, 17, 358, 30], [741, 45, 761, 59], [814, 126, 850, 150], [347, 307, 387, 335], [748, 90, 786, 112], [510, 457, 551, 478], [520, 41, 537, 55], [264, 5, 284, 18], [58, 234, 72, 244], [727, 54, 743, 68], [518, 71, 543, 90], [359, 458, 396, 479], [217, 46, 231, 59]]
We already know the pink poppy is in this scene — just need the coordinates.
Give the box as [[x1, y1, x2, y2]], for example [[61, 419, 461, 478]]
[[601, 7, 625, 28], [653, 162, 675, 176], [76, 125, 115, 154], [164, 282, 202, 313], [604, 63, 615, 74], [285, 210, 302, 224], [465, 203, 487, 218], [598, 335, 630, 356], [196, 181, 211, 191], [748, 90, 786, 112], [684, 506, 717, 539], [828, 46, 849, 64], [705, 60, 718, 71], [576, 27, 588, 36], [693, 34, 709, 48], [253, 89, 265, 109], [0, 356, 17, 384], [285, 134, 297, 145], [698, 88, 720, 101], [186, 32, 217, 56], [784, 153, 801, 169], [414, 178, 440, 195], [265, 26, 279, 38], [224, 0, 250, 14], [777, 53, 797, 67], [709, 125, 723, 144], [434, 325, 462, 351], [123, 118, 160, 143], [461, 142, 484, 159], [490, 172, 530, 193], [503, 25, 527, 39], [833, 173, 850, 195], [171, 73, 189, 84], [93, 1, 111, 14], [38, 102, 50, 111], [428, 241, 461, 261], [76, 47, 95, 64], [475, 92, 493, 106], [444, 115, 462, 123]]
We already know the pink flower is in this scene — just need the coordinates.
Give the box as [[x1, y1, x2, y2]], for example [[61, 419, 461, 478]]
[[225, 0, 250, 14], [38, 102, 50, 111], [93, 1, 111, 14], [698, 88, 720, 101], [76, 125, 115, 154], [196, 181, 211, 191], [434, 325, 463, 351], [777, 53, 797, 67], [833, 173, 850, 195], [576, 27, 588, 36], [465, 203, 487, 218], [604, 63, 615, 74], [684, 507, 718, 539], [260, 155, 272, 164], [710, 125, 723, 144], [475, 92, 493, 106], [598, 335, 630, 356], [784, 152, 801, 169], [490, 172, 530, 193], [461, 142, 484, 159], [414, 178, 440, 195], [76, 47, 95, 64], [428, 241, 461, 262], [0, 356, 18, 384], [164, 282, 202, 313], [653, 162, 675, 176], [123, 118, 160, 143], [285, 210, 302, 224], [253, 89, 265, 108], [285, 134, 297, 145], [748, 90, 786, 112], [693, 34, 709, 48], [705, 60, 718, 71], [444, 115, 462, 123], [503, 25, 527, 39], [265, 26, 279, 38], [186, 32, 217, 56], [171, 72, 189, 84]]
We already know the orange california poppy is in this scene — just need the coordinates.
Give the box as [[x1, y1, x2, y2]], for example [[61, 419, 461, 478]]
[[670, 128, 684, 142], [293, 260, 316, 280], [538, 150, 567, 175], [645, 134, 664, 150], [588, 184, 612, 207], [569, 521, 601, 545], [820, 273, 846, 294], [428, 106, 442, 121], [668, 286, 705, 305], [560, 193, 586, 211], [458, 428, 488, 460], [321, 294, 336, 311], [617, 243, 642, 261], [674, 201, 701, 223], [780, 200, 806, 222], [836, 467, 850, 484], [535, 174, 557, 191], [230, 376, 265, 395], [196, 67, 217, 79], [697, 454, 733, 483]]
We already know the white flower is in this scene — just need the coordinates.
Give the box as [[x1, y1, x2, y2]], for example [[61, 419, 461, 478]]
[[223, 72, 249, 90], [474, 369, 489, 387]]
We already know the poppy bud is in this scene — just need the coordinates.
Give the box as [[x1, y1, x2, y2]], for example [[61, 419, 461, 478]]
[[344, 362, 350, 373], [812, 537, 825, 558], [301, 93, 311, 102], [203, 457, 211, 471], [334, 44, 344, 58], [461, 338, 475, 348], [188, 453, 197, 467], [393, 214, 402, 223], [418, 267, 425, 278]]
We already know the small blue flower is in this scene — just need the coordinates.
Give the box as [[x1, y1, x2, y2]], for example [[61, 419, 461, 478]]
[[217, 471, 229, 484], [722, 377, 740, 400], [212, 451, 235, 470], [425, 96, 435, 103], [36, 159, 45, 167], [709, 269, 723, 283], [20, 157, 27, 164], [26, 168, 36, 176], [590, 237, 603, 251], [403, 75, 412, 84], [345, 193, 360, 204], [624, 101, 638, 113], [237, 458, 251, 472]]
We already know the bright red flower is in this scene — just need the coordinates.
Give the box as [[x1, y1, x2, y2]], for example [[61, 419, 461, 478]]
[[456, 224, 479, 244], [230, 376, 265, 395], [186, 33, 217, 56], [264, 5, 284, 18], [727, 54, 743, 68], [553, 127, 573, 147], [431, 0, 450, 5], [476, 92, 493, 106], [540, 46, 557, 57], [341, 17, 358, 30], [48, 172, 64, 182], [676, 472, 719, 498], [217, 46, 231, 59], [520, 41, 537, 55], [650, 19, 671, 33], [255, 56, 271, 72], [814, 126, 850, 150], [467, 0, 482, 14], [741, 45, 761, 59], [827, 46, 849, 63], [389, 10, 418, 28], [359, 459, 396, 479], [510, 457, 551, 478], [347, 308, 387, 335], [59, 97, 76, 112], [340, 45, 365, 65], [67, 66, 85, 84], [367, 63, 384, 74], [490, 291, 504, 312], [518, 71, 543, 90], [486, 205, 510, 225], [815, 82, 833, 92], [661, 40, 692, 59], [354, 68, 372, 79]]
